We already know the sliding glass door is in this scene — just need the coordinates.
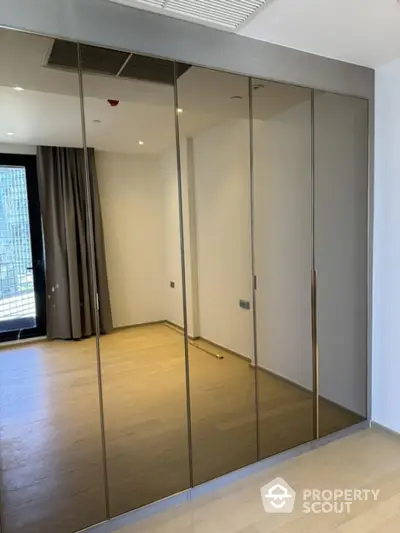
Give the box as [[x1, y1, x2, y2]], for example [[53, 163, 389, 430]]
[[0, 153, 45, 342]]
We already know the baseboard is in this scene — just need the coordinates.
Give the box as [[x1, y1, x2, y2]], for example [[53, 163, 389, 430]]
[[318, 393, 366, 420], [370, 420, 400, 438], [163, 324, 252, 362], [251, 362, 312, 395], [163, 320, 199, 341], [0, 335, 47, 349], [163, 322, 224, 359], [112, 320, 166, 332], [253, 363, 365, 421], [195, 336, 251, 362], [109, 324, 363, 420]]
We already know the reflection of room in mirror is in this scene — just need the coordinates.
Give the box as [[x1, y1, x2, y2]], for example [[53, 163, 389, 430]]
[[0, 24, 369, 533], [0, 28, 107, 533]]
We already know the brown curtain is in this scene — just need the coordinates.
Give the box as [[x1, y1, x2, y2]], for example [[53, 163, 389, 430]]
[[37, 146, 113, 340]]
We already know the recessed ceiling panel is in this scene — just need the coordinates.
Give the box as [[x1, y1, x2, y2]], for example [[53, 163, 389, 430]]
[[48, 40, 130, 75], [110, 0, 270, 29], [47, 39, 191, 85], [120, 55, 190, 85]]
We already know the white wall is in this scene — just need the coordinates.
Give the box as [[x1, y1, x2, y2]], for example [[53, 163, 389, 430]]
[[0, 142, 195, 334], [253, 101, 313, 390], [161, 147, 185, 330], [0, 143, 35, 154], [189, 108, 312, 376], [96, 151, 165, 328], [192, 119, 253, 357], [0, 145, 168, 328], [188, 98, 367, 416], [161, 140, 200, 338], [372, 59, 400, 432]]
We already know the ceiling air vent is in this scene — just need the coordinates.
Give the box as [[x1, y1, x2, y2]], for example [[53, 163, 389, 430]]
[[109, 0, 269, 29], [46, 39, 190, 85]]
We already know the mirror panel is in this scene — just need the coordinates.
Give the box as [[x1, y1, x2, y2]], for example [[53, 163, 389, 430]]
[[252, 80, 314, 457], [0, 28, 370, 532], [0, 29, 107, 533], [314, 91, 369, 436], [80, 45, 191, 515], [176, 66, 258, 485]]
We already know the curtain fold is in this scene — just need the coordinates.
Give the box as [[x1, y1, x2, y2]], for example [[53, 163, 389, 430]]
[[37, 146, 113, 340]]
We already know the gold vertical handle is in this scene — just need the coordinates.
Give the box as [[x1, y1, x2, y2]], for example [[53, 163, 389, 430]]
[[311, 268, 319, 439]]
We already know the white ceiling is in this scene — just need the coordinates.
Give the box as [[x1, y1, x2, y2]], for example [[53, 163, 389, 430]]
[[0, 28, 306, 155], [110, 0, 400, 68], [239, 0, 400, 68]]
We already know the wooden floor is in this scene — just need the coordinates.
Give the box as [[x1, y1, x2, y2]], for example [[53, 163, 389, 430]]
[[119, 428, 400, 533], [0, 324, 361, 533]]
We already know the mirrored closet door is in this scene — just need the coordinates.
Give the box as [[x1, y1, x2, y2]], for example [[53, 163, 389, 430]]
[[79, 44, 191, 516], [0, 29, 107, 533], [251, 80, 315, 458], [0, 27, 370, 533], [314, 91, 369, 437], [176, 66, 258, 486]]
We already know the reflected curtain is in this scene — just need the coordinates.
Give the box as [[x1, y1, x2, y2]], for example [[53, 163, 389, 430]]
[[37, 146, 113, 340]]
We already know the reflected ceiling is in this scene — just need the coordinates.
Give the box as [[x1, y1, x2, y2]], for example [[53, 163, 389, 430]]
[[0, 29, 308, 154]]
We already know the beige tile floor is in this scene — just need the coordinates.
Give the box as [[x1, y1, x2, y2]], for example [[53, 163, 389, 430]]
[[113, 428, 400, 533]]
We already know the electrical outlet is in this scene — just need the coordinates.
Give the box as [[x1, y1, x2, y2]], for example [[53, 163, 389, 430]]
[[239, 299, 251, 310], [170, 281, 175, 288]]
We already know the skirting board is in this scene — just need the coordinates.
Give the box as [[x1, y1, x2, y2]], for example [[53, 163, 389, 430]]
[[163, 321, 225, 360], [370, 421, 400, 438], [0, 335, 47, 349], [163, 322, 251, 362], [195, 336, 251, 363], [163, 322, 253, 361], [112, 320, 166, 332], [163, 320, 199, 341], [162, 325, 364, 421], [253, 362, 365, 422], [79, 420, 370, 533]]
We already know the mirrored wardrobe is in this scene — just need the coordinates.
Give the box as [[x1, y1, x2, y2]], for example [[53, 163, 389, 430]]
[[0, 26, 369, 533]]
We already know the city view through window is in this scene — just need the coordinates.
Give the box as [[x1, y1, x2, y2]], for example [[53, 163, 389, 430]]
[[0, 166, 36, 333]]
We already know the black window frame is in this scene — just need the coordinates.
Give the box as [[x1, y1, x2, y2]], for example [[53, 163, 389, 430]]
[[0, 153, 46, 343]]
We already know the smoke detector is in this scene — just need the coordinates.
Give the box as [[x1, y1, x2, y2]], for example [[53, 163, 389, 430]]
[[109, 0, 270, 30]]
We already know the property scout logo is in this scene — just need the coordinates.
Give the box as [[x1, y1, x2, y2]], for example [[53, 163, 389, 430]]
[[261, 477, 380, 514]]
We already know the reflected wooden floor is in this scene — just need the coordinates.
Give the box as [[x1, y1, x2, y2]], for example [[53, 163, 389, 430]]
[[0, 324, 362, 533]]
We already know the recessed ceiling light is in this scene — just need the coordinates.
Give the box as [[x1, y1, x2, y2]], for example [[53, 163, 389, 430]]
[[6, 132, 14, 136], [177, 108, 183, 114], [13, 86, 24, 91], [138, 140, 144, 145]]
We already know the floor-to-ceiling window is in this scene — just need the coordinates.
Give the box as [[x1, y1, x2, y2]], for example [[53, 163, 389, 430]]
[[0, 154, 45, 341]]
